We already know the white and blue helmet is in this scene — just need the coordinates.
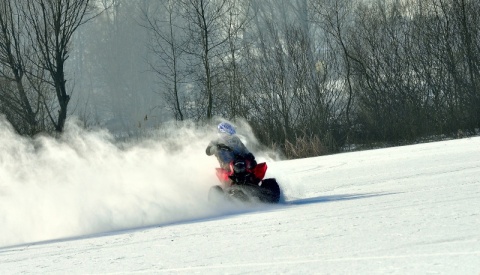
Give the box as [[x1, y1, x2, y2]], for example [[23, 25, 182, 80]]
[[217, 122, 236, 135]]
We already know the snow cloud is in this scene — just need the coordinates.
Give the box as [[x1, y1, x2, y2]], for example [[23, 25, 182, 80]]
[[0, 117, 266, 247]]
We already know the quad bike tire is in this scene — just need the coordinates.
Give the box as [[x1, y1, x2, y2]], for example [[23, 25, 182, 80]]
[[258, 178, 281, 203], [208, 185, 225, 202], [226, 186, 250, 202]]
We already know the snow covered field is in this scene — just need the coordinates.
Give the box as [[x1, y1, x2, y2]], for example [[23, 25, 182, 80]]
[[1, 120, 479, 274]]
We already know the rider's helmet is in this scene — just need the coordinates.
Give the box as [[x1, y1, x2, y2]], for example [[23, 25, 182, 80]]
[[217, 122, 236, 135]]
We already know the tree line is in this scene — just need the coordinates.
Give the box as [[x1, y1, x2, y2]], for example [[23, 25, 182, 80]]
[[1, 0, 479, 159]]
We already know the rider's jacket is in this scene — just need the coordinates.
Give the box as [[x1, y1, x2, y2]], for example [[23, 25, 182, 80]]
[[206, 134, 252, 169]]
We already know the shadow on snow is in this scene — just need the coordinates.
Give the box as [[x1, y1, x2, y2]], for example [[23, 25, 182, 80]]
[[285, 192, 397, 206]]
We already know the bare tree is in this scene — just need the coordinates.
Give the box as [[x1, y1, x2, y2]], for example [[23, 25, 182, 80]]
[[22, 0, 93, 133], [0, 1, 39, 135], [218, 0, 252, 120], [179, 0, 232, 120], [452, 0, 480, 130], [0, 1, 57, 135], [335, 0, 480, 143], [142, 0, 188, 121], [310, 0, 357, 134]]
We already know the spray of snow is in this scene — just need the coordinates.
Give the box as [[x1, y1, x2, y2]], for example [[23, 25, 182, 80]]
[[0, 117, 274, 247]]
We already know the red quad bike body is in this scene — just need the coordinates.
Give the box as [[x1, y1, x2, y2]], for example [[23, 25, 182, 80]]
[[209, 159, 281, 204]]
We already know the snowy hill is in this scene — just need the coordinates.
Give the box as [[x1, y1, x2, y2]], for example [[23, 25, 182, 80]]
[[1, 121, 479, 274]]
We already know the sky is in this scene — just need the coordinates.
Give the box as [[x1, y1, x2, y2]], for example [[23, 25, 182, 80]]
[[0, 117, 479, 274]]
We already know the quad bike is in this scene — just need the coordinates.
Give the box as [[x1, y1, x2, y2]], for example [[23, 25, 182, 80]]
[[208, 155, 281, 204]]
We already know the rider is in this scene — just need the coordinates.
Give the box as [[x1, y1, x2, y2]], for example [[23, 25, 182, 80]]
[[206, 122, 257, 172]]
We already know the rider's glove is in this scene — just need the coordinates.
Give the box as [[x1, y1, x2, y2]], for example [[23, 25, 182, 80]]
[[216, 143, 232, 151]]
